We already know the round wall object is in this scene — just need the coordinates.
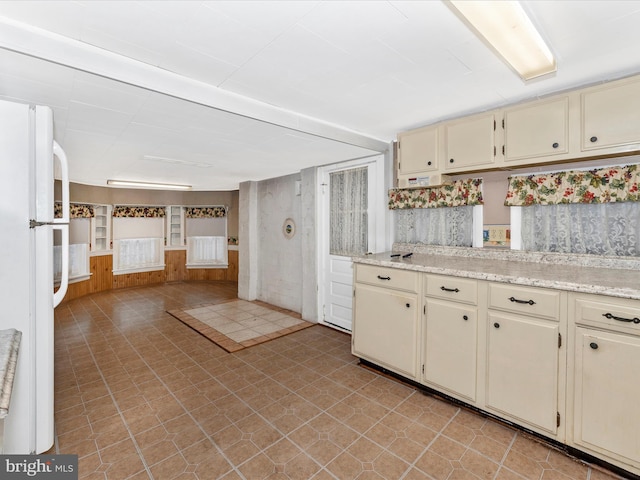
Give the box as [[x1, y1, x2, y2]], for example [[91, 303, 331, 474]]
[[283, 218, 296, 239]]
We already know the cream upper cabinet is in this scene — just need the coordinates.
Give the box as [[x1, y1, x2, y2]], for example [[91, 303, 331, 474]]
[[352, 265, 420, 379], [397, 125, 439, 175], [581, 75, 640, 152], [444, 112, 497, 171], [503, 97, 569, 162]]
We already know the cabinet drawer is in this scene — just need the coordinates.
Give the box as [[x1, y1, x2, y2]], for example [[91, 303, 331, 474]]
[[488, 283, 560, 320], [574, 295, 640, 334], [355, 264, 418, 293], [424, 274, 478, 305]]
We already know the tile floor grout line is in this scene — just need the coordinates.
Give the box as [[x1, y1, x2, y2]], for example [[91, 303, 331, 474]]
[[399, 399, 462, 480], [113, 301, 250, 480], [225, 345, 368, 476], [52, 284, 625, 480], [69, 291, 236, 479], [492, 430, 520, 480], [67, 297, 155, 480]]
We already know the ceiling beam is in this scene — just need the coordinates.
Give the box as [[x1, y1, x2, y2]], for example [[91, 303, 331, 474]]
[[0, 15, 389, 153]]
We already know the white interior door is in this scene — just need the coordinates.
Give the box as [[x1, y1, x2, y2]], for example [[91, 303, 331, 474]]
[[318, 155, 385, 332]]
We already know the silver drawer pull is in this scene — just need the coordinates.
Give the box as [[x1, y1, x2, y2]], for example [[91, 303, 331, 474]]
[[441, 286, 459, 293], [509, 296, 535, 305], [377, 275, 391, 280], [603, 312, 640, 324]]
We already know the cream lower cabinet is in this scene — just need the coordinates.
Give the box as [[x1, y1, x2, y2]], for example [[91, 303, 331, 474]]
[[423, 274, 478, 403], [569, 294, 640, 475], [352, 265, 420, 379], [485, 283, 566, 438], [486, 312, 560, 435]]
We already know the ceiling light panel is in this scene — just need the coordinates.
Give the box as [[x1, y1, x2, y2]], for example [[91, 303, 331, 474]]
[[107, 179, 192, 190], [446, 0, 556, 81]]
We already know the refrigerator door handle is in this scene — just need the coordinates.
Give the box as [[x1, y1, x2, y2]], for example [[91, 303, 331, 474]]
[[52, 141, 69, 225], [53, 223, 69, 307]]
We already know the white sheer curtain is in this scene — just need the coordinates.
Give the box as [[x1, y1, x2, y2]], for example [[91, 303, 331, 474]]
[[330, 167, 368, 256], [186, 236, 228, 267], [113, 238, 164, 273], [394, 206, 474, 246], [54, 243, 89, 282], [521, 202, 640, 256]]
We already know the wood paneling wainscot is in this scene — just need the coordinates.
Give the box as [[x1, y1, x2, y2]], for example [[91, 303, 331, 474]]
[[60, 249, 238, 303], [63, 254, 114, 300]]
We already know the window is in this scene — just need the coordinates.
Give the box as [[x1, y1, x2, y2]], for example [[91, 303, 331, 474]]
[[329, 167, 368, 256], [185, 207, 228, 268], [389, 178, 484, 247], [394, 206, 477, 246], [506, 164, 640, 256], [513, 202, 640, 256], [112, 206, 166, 274], [53, 214, 91, 284]]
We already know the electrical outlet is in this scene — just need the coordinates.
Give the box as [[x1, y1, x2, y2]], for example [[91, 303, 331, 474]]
[[489, 226, 508, 242]]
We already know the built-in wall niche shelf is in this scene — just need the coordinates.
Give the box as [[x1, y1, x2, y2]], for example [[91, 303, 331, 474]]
[[90, 204, 112, 252], [166, 205, 185, 247]]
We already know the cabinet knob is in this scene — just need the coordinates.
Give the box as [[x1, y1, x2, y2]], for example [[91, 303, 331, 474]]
[[427, 161, 432, 166], [493, 322, 500, 329], [406, 303, 411, 308], [590, 136, 598, 143], [552, 142, 559, 149], [449, 158, 454, 163], [590, 342, 599, 350], [463, 315, 468, 321]]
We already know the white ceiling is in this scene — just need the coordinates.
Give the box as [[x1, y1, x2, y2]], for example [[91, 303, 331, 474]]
[[2, 1, 640, 191]]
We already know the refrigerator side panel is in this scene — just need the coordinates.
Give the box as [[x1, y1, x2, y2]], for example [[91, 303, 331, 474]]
[[0, 99, 35, 453], [34, 105, 55, 453], [35, 106, 54, 223]]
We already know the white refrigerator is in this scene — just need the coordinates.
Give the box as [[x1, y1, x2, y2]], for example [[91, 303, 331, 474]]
[[0, 98, 69, 453]]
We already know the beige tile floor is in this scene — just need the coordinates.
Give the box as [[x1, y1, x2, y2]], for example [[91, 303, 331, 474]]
[[52, 282, 627, 480]]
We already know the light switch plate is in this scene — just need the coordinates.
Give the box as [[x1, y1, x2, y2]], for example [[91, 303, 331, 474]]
[[483, 224, 510, 248]]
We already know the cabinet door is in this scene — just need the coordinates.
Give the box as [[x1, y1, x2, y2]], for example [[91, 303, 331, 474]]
[[445, 113, 496, 171], [486, 312, 559, 434], [582, 77, 640, 151], [504, 97, 569, 162], [424, 299, 477, 402], [353, 283, 419, 379], [397, 125, 439, 175], [573, 327, 640, 467]]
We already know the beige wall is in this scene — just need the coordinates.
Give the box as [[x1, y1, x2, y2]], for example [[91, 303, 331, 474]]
[[451, 154, 640, 227], [57, 182, 240, 239]]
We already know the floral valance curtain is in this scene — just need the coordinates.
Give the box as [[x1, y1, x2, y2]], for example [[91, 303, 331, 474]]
[[184, 206, 227, 218], [54, 202, 94, 219], [388, 178, 483, 210], [505, 164, 640, 206], [112, 206, 166, 218]]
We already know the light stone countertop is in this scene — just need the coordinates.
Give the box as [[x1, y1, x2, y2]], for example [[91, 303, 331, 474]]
[[353, 246, 640, 300], [0, 329, 22, 419]]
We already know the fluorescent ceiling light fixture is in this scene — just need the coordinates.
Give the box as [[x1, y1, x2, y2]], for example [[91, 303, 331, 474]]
[[107, 179, 192, 190], [446, 0, 556, 81]]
